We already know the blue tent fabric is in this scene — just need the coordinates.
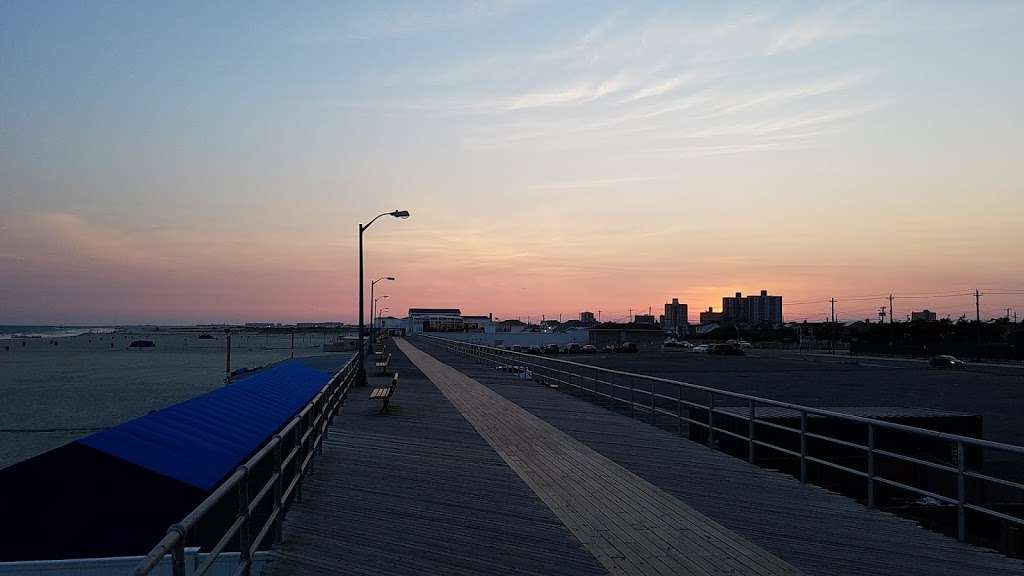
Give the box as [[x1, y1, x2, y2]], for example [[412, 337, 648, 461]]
[[79, 360, 338, 490]]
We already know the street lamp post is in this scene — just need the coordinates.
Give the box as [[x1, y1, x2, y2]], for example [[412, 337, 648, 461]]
[[358, 211, 409, 386], [369, 276, 395, 355], [372, 294, 390, 339]]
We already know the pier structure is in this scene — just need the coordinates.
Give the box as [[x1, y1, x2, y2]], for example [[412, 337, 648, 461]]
[[250, 338, 1024, 576]]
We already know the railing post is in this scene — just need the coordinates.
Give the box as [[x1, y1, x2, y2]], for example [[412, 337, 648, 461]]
[[748, 399, 756, 464], [650, 380, 656, 425], [296, 417, 305, 504], [957, 439, 966, 542], [237, 466, 252, 576], [273, 437, 284, 545], [171, 531, 186, 576], [707, 392, 715, 450], [676, 385, 683, 436], [628, 376, 635, 418], [867, 423, 876, 508], [799, 410, 808, 484]]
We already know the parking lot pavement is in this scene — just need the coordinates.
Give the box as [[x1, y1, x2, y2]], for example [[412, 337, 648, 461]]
[[550, 348, 1024, 447]]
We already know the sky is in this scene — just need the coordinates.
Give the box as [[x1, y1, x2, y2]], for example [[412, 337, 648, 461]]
[[1, 1, 1023, 325]]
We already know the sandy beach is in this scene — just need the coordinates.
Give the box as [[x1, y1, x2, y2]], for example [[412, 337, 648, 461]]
[[0, 329, 345, 469]]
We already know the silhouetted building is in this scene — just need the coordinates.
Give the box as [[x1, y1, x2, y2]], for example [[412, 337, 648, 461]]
[[700, 307, 723, 324], [721, 290, 783, 326], [587, 322, 664, 351], [748, 290, 783, 326], [496, 319, 527, 333], [911, 310, 937, 322], [662, 298, 688, 334], [723, 292, 746, 322], [579, 311, 596, 324], [633, 314, 656, 325]]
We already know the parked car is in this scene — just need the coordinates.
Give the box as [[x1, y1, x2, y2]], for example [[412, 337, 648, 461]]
[[497, 365, 534, 380], [565, 343, 582, 354], [664, 339, 692, 349], [690, 344, 709, 353], [710, 343, 745, 356], [929, 355, 965, 369], [544, 343, 560, 354], [615, 342, 639, 353], [526, 345, 542, 354], [511, 345, 522, 352], [602, 344, 616, 353], [581, 344, 598, 353]]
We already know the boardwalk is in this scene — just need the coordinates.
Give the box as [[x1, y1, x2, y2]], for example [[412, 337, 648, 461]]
[[265, 339, 1024, 576], [263, 348, 605, 576], [397, 338, 800, 576]]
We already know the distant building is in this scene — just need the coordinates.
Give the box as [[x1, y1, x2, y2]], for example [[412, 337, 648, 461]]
[[408, 308, 495, 334], [721, 290, 783, 326], [496, 319, 527, 333], [722, 292, 743, 322], [747, 290, 784, 326], [911, 310, 937, 322], [376, 316, 407, 335], [588, 322, 665, 351], [699, 307, 723, 324], [580, 311, 596, 324], [633, 314, 656, 325], [408, 308, 462, 334], [662, 298, 688, 334], [462, 315, 493, 333]]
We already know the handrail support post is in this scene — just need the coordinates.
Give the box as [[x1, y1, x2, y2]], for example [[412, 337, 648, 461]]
[[867, 424, 876, 508]]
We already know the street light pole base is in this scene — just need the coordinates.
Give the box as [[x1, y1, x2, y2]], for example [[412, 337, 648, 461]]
[[355, 366, 367, 387]]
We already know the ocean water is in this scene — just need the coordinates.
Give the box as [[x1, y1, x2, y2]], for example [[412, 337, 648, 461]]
[[0, 329, 342, 469], [0, 325, 117, 339]]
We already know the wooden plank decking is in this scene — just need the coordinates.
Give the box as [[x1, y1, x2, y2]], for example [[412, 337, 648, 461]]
[[263, 339, 1024, 576], [397, 338, 801, 576], [262, 348, 606, 576], [421, 339, 1024, 576]]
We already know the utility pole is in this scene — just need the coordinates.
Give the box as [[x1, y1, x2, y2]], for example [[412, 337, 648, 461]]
[[976, 289, 982, 361], [224, 328, 232, 384], [629, 308, 633, 323], [888, 294, 895, 357], [830, 298, 836, 355], [598, 310, 602, 322]]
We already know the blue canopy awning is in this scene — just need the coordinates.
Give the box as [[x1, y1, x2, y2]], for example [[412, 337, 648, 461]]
[[79, 360, 339, 490]]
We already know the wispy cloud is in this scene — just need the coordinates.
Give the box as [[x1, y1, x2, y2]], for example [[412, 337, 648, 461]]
[[504, 75, 628, 110], [713, 73, 868, 114], [526, 176, 659, 191], [619, 74, 694, 103], [680, 104, 877, 139]]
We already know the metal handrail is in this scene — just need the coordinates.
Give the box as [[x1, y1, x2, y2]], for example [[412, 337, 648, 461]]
[[134, 352, 359, 576], [426, 335, 1024, 545]]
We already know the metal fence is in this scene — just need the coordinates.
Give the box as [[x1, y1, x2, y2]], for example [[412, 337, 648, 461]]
[[423, 335, 1024, 549], [133, 352, 360, 576]]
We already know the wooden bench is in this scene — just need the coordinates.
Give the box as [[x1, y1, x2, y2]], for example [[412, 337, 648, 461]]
[[375, 352, 391, 375], [369, 373, 399, 413]]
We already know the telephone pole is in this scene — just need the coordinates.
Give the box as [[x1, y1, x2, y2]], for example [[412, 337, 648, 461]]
[[830, 298, 837, 355], [888, 293, 895, 356], [975, 289, 982, 360]]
